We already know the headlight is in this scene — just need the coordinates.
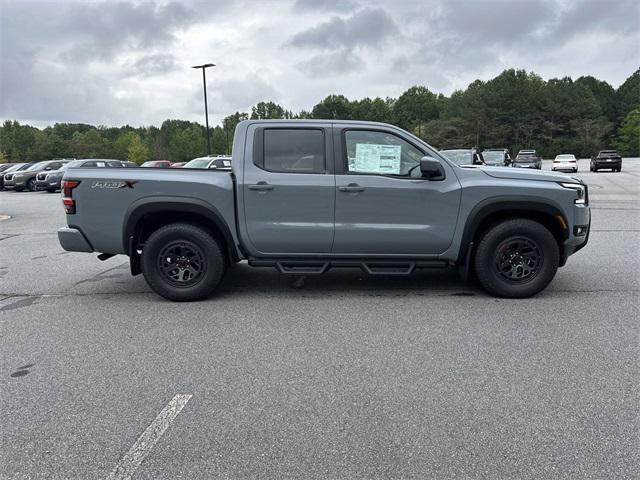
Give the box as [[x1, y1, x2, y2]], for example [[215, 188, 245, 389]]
[[560, 182, 587, 205]]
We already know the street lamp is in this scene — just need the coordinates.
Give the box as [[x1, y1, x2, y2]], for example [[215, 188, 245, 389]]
[[192, 63, 215, 155]]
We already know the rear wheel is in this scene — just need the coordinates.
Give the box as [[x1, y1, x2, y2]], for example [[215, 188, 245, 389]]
[[141, 223, 226, 301], [474, 219, 559, 298]]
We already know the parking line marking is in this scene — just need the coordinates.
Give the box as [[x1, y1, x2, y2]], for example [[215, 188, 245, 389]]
[[106, 394, 192, 480]]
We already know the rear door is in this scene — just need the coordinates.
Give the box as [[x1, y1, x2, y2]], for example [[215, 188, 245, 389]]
[[242, 125, 335, 254]]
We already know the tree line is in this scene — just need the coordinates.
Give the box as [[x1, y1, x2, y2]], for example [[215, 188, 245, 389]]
[[1, 68, 638, 165]]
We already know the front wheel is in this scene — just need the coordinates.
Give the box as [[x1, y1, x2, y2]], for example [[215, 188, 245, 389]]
[[27, 178, 37, 191], [474, 219, 559, 298], [141, 223, 226, 301]]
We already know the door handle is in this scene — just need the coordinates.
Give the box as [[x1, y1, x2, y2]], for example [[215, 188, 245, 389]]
[[248, 182, 274, 191], [338, 183, 365, 193]]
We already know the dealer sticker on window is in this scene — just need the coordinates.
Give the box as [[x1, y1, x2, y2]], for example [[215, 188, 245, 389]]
[[354, 144, 402, 174]]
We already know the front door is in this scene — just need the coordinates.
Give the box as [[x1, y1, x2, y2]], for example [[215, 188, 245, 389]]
[[243, 126, 335, 255], [333, 128, 461, 255]]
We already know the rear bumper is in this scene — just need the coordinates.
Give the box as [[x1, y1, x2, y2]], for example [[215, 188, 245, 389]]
[[594, 160, 621, 168], [58, 227, 94, 252], [553, 162, 577, 170]]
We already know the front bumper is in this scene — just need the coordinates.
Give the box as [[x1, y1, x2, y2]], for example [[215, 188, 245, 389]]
[[560, 205, 591, 266], [37, 178, 61, 190], [58, 227, 94, 252]]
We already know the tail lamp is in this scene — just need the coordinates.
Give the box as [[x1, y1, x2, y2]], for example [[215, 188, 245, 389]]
[[61, 180, 80, 214]]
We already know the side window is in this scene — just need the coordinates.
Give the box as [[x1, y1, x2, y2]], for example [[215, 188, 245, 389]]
[[82, 161, 97, 167], [261, 128, 325, 174], [345, 130, 424, 177], [49, 162, 61, 170]]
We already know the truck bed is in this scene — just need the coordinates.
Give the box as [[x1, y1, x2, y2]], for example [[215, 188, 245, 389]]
[[63, 168, 237, 254]]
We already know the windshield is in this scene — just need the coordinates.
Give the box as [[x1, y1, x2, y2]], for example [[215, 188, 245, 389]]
[[25, 162, 46, 172], [482, 151, 504, 164], [184, 158, 212, 169], [4, 164, 26, 173], [440, 149, 473, 165]]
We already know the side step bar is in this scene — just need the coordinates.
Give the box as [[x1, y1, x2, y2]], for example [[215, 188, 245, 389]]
[[249, 258, 448, 276]]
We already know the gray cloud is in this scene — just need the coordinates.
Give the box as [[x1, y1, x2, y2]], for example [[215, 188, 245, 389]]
[[289, 8, 398, 50], [296, 49, 365, 77], [131, 54, 180, 77], [0, 0, 638, 127], [292, 0, 359, 12]]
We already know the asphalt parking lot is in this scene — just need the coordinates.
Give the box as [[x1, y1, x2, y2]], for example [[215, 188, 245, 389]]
[[1, 159, 638, 479]]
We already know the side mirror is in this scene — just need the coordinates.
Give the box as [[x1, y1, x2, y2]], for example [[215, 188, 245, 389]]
[[420, 157, 445, 180]]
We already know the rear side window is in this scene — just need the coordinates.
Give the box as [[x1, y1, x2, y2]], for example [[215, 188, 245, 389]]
[[260, 128, 325, 173]]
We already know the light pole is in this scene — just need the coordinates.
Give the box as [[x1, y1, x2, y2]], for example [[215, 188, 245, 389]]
[[192, 63, 215, 155]]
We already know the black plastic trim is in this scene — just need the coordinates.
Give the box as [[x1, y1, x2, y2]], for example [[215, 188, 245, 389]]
[[457, 198, 568, 264], [122, 197, 239, 262]]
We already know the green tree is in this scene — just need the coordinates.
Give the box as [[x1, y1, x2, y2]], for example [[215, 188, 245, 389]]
[[393, 86, 440, 134], [250, 101, 290, 119], [127, 133, 150, 164], [0, 149, 8, 163], [614, 108, 640, 156], [616, 69, 640, 120], [311, 95, 352, 119], [168, 124, 204, 162]]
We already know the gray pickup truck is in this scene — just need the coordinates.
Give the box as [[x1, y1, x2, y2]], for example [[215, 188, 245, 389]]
[[58, 120, 590, 301]]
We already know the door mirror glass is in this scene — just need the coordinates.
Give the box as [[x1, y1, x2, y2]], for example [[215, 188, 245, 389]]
[[420, 157, 445, 180]]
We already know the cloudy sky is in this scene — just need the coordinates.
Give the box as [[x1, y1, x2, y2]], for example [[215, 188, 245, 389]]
[[1, 0, 638, 128]]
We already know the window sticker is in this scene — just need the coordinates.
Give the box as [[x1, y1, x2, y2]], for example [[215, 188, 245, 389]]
[[353, 143, 402, 174]]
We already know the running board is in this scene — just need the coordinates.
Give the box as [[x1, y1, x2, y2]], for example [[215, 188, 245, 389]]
[[249, 258, 448, 276]]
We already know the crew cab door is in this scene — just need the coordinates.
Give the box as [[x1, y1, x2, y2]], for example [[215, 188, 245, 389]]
[[241, 125, 335, 254], [332, 127, 461, 255]]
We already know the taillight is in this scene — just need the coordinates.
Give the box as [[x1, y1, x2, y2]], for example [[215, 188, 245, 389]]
[[61, 180, 80, 214]]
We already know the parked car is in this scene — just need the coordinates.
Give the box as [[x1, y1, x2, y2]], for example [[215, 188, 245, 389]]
[[482, 149, 512, 166], [182, 156, 230, 169], [120, 161, 139, 168], [553, 154, 578, 172], [4, 160, 70, 191], [590, 150, 622, 172], [1, 163, 31, 190], [58, 119, 590, 301], [40, 159, 124, 192], [439, 148, 485, 166], [170, 162, 187, 168], [0, 163, 18, 173], [141, 160, 172, 168], [208, 156, 232, 169], [512, 150, 542, 169]]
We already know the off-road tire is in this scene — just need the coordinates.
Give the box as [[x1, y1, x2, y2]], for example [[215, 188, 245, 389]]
[[141, 223, 225, 301], [474, 219, 559, 298]]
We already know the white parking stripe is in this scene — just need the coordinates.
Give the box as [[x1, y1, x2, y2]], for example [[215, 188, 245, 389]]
[[106, 394, 192, 480]]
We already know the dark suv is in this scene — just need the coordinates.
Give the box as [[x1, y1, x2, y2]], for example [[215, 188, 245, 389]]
[[590, 150, 622, 172], [512, 150, 542, 169]]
